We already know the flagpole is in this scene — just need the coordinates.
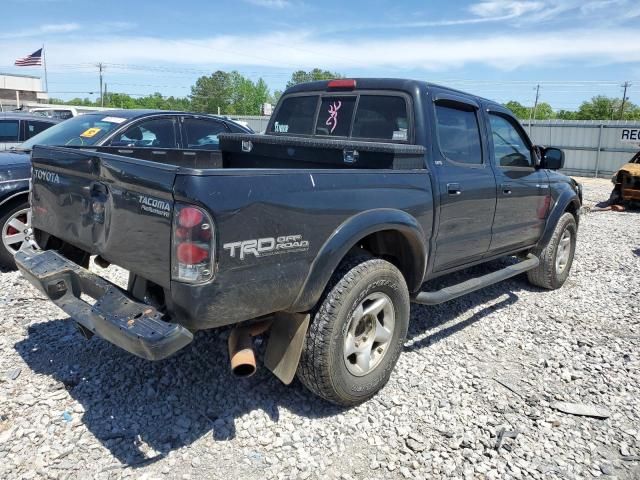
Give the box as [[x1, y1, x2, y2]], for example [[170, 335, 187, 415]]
[[42, 44, 49, 98]]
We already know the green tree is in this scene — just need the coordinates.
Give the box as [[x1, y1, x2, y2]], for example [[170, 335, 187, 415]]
[[286, 68, 343, 88], [556, 109, 578, 120], [503, 101, 530, 119], [190, 71, 270, 114], [572, 95, 640, 120], [576, 96, 620, 120], [105, 93, 138, 109], [270, 90, 283, 105], [534, 102, 555, 120], [190, 71, 233, 114], [503, 101, 555, 120]]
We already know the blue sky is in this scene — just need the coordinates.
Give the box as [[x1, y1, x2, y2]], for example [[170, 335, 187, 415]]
[[1, 0, 639, 110]]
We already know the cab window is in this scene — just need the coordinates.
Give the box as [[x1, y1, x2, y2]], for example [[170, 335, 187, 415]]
[[489, 114, 533, 168], [314, 96, 356, 137], [182, 118, 228, 149], [0, 120, 19, 142], [26, 120, 53, 139], [352, 95, 409, 141], [435, 104, 483, 165], [270, 96, 318, 135], [110, 118, 177, 148]]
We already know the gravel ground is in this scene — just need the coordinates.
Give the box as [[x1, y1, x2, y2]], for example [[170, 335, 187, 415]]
[[0, 177, 638, 480]]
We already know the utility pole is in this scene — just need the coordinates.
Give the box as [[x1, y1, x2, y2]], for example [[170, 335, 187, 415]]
[[619, 81, 631, 120], [528, 84, 540, 135], [104, 83, 108, 108], [97, 63, 104, 107]]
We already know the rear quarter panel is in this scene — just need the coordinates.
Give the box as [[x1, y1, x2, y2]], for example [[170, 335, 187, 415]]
[[171, 169, 433, 329]]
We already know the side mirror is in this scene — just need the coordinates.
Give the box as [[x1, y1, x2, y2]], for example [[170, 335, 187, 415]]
[[541, 147, 564, 170]]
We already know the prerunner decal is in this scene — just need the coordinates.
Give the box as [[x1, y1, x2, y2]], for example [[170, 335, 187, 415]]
[[326, 101, 342, 134]]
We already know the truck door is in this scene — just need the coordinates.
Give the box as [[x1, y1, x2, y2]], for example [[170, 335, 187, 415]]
[[431, 95, 497, 271], [485, 110, 549, 253]]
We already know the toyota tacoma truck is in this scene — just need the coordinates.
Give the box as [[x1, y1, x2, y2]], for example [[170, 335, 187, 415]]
[[16, 79, 582, 406]]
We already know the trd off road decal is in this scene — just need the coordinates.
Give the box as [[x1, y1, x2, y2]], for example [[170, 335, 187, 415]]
[[326, 101, 342, 134], [224, 235, 309, 260]]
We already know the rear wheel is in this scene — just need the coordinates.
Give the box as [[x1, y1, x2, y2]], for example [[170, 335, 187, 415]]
[[527, 212, 577, 289], [296, 255, 410, 406], [0, 200, 34, 269]]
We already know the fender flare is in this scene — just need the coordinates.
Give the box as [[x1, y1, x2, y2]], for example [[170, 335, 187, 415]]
[[0, 183, 29, 209], [537, 190, 580, 248], [290, 208, 428, 312]]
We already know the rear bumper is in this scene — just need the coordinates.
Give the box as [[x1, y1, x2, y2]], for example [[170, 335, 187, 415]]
[[15, 249, 193, 360]]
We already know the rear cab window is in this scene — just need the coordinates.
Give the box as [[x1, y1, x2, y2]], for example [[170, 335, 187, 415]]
[[26, 120, 53, 139], [270, 92, 411, 142], [0, 120, 19, 142]]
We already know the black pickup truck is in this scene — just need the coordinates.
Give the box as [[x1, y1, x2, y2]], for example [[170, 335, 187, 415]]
[[16, 79, 582, 406]]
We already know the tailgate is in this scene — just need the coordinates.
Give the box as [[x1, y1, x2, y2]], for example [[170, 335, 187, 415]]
[[30, 145, 179, 288]]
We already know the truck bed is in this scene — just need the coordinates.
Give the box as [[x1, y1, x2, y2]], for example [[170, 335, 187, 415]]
[[28, 144, 434, 329]]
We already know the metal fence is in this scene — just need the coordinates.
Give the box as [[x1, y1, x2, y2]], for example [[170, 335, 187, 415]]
[[233, 116, 640, 178], [230, 115, 271, 133], [525, 120, 640, 178]]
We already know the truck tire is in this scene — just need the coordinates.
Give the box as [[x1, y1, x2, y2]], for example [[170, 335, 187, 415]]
[[0, 199, 31, 270], [527, 212, 577, 290], [297, 255, 410, 406]]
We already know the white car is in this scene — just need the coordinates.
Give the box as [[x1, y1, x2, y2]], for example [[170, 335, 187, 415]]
[[29, 107, 78, 120]]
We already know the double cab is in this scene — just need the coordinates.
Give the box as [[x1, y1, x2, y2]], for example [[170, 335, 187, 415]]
[[17, 79, 582, 405]]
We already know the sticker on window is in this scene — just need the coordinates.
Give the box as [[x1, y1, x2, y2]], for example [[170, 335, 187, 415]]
[[392, 130, 408, 141], [102, 116, 127, 124], [325, 101, 342, 134], [274, 122, 289, 133], [80, 127, 101, 138]]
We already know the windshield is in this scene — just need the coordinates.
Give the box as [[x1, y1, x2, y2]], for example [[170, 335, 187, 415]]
[[20, 114, 126, 149]]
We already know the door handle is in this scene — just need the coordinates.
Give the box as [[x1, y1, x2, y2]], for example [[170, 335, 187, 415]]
[[447, 183, 462, 196], [502, 184, 513, 195]]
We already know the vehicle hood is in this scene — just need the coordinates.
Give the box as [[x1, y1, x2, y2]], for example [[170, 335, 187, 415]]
[[617, 162, 640, 178], [0, 150, 30, 168], [0, 151, 31, 183]]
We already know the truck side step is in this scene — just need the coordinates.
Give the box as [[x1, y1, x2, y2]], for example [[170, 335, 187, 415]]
[[411, 254, 539, 305]]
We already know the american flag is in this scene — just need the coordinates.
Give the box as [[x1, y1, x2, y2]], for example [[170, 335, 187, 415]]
[[14, 48, 43, 66]]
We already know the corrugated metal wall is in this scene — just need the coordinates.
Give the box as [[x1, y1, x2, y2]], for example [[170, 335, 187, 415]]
[[526, 120, 640, 177], [232, 116, 640, 178], [230, 115, 271, 134]]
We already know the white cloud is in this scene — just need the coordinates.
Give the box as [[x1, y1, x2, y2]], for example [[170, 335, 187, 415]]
[[40, 23, 80, 33], [0, 22, 80, 39], [243, 0, 291, 8], [2, 28, 637, 72], [469, 1, 544, 18]]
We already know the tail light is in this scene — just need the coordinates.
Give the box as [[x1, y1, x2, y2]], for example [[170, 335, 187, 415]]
[[172, 204, 215, 283]]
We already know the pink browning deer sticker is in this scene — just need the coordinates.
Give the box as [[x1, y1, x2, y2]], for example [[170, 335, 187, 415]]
[[326, 101, 342, 134]]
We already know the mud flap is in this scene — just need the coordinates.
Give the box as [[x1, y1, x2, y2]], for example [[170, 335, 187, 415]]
[[265, 312, 310, 385]]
